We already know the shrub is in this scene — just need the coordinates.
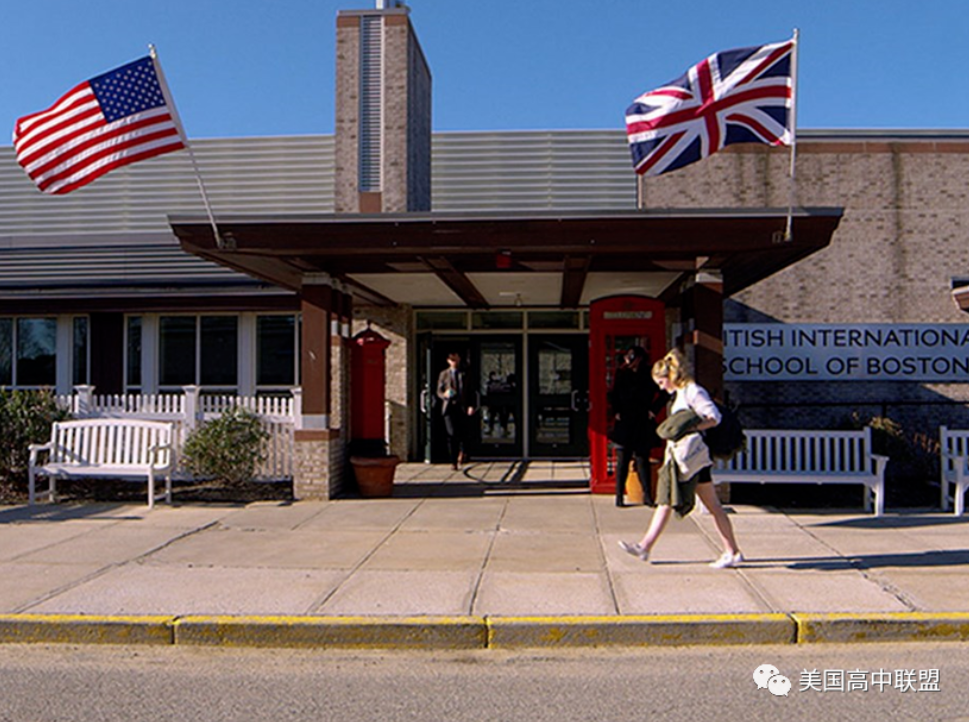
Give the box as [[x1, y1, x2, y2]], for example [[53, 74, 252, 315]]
[[181, 406, 269, 485], [0, 389, 71, 480], [847, 412, 938, 506]]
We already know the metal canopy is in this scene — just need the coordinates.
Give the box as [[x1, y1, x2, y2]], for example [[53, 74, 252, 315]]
[[170, 208, 843, 308]]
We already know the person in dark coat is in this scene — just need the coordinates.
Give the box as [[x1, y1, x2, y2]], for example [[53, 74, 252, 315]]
[[608, 346, 668, 506], [437, 352, 475, 470]]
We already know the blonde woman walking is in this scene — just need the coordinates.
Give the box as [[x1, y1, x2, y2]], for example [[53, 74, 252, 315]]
[[618, 349, 743, 569]]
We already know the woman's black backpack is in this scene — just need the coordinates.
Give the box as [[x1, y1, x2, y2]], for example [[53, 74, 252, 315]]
[[703, 403, 747, 461]]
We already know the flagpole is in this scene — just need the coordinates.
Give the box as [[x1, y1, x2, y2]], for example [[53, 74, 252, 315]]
[[784, 29, 800, 241], [149, 45, 225, 250]]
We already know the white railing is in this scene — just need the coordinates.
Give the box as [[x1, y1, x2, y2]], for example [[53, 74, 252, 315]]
[[55, 385, 301, 481]]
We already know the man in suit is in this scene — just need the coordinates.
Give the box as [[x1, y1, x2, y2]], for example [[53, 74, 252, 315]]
[[437, 352, 474, 469]]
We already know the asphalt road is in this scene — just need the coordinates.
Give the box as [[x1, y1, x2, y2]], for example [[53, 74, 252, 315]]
[[1, 643, 968, 722]]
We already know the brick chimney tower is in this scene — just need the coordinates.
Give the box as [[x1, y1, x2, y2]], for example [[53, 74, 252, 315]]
[[335, 1, 432, 213]]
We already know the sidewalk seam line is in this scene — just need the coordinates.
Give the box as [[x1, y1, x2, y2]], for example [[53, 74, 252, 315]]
[[468, 493, 508, 616], [792, 514, 920, 612], [305, 498, 427, 614], [12, 519, 222, 614], [591, 493, 621, 615]]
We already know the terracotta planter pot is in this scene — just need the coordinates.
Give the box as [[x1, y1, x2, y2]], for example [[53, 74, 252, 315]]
[[350, 455, 400, 498]]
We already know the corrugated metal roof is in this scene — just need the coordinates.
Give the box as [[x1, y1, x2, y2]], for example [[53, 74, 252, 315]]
[[4, 128, 963, 293], [0, 136, 336, 238], [0, 135, 336, 291], [0, 244, 244, 288], [0, 130, 639, 292], [0, 131, 640, 242], [431, 130, 636, 211]]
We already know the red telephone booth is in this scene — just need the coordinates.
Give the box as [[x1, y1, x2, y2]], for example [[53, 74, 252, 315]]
[[588, 295, 666, 495], [350, 328, 392, 446]]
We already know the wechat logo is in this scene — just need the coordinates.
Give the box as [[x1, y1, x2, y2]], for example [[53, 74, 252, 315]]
[[753, 664, 792, 697]]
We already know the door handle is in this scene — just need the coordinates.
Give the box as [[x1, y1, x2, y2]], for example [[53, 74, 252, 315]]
[[420, 388, 429, 414], [570, 389, 579, 412]]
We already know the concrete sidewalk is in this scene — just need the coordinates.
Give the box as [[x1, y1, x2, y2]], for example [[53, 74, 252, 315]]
[[2, 460, 969, 648]]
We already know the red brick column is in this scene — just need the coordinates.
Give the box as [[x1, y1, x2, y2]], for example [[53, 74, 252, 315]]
[[294, 278, 342, 499]]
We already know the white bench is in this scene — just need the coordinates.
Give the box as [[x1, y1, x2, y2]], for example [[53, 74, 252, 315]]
[[712, 428, 888, 516], [939, 426, 969, 515], [28, 419, 175, 509]]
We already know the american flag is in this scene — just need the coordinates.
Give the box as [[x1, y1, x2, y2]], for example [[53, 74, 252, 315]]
[[13, 56, 186, 195], [625, 39, 794, 177]]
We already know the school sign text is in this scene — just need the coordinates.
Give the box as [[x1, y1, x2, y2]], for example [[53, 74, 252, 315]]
[[724, 324, 969, 381]]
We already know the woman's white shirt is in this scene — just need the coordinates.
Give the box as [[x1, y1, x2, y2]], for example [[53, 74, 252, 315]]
[[671, 382, 721, 425]]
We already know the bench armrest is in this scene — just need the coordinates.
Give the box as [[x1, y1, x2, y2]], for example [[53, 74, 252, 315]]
[[870, 454, 889, 478], [28, 441, 54, 467], [148, 442, 174, 470]]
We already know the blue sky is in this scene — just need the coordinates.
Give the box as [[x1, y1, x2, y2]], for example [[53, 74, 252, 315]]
[[2, 0, 967, 140]]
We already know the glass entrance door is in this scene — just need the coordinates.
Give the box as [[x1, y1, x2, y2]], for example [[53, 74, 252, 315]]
[[528, 335, 589, 457], [418, 334, 524, 462], [419, 332, 591, 461], [468, 337, 523, 458]]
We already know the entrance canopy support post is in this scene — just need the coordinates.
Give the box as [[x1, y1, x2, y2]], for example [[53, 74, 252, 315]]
[[300, 279, 334, 430], [330, 283, 354, 438], [294, 276, 342, 500], [682, 270, 728, 502], [682, 271, 725, 402]]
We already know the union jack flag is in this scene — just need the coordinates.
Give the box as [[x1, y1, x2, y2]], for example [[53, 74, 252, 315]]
[[625, 39, 795, 177]]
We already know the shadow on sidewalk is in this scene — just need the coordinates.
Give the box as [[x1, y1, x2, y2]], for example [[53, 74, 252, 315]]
[[809, 514, 969, 530], [758, 549, 969, 571], [0, 503, 143, 524], [391, 480, 590, 499], [387, 461, 591, 499]]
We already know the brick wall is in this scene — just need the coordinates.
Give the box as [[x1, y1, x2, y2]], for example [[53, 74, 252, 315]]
[[293, 430, 346, 500], [642, 139, 969, 436]]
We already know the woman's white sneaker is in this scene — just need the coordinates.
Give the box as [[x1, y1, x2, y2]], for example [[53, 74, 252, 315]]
[[710, 551, 744, 569], [618, 540, 649, 562]]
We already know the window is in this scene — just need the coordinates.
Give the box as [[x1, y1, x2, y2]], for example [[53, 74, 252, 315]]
[[416, 311, 468, 331], [471, 312, 523, 330], [16, 318, 57, 387], [124, 313, 297, 395], [0, 319, 11, 386], [159, 316, 197, 386], [257, 315, 297, 387], [200, 316, 237, 386], [72, 317, 89, 385], [0, 316, 87, 389], [527, 311, 580, 330], [126, 316, 142, 390], [159, 315, 238, 390]]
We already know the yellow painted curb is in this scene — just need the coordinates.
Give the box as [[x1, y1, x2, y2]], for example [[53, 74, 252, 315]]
[[794, 612, 969, 644], [487, 614, 796, 649], [5, 613, 969, 649], [174, 615, 489, 649], [0, 614, 175, 645]]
